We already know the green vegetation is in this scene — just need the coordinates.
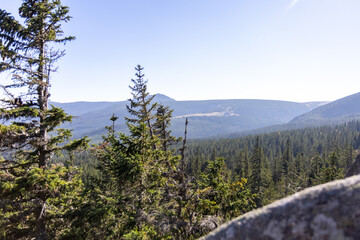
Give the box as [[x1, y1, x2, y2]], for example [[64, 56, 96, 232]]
[[184, 121, 360, 204], [0, 1, 88, 239], [62, 65, 257, 239]]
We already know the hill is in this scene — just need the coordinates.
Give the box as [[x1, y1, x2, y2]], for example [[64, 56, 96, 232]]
[[229, 92, 360, 137], [291, 92, 360, 124], [51, 94, 325, 141]]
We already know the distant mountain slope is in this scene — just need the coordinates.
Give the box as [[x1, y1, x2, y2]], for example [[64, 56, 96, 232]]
[[153, 93, 176, 102], [227, 92, 360, 138], [50, 101, 120, 116], [51, 94, 326, 141], [291, 92, 360, 123], [168, 99, 321, 138]]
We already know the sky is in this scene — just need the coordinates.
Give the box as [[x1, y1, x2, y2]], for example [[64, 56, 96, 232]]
[[1, 0, 360, 103]]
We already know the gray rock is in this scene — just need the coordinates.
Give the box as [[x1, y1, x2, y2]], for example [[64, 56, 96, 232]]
[[345, 154, 360, 178], [201, 175, 360, 240]]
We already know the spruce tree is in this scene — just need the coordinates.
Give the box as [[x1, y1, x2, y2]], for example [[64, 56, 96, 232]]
[[249, 137, 262, 205], [126, 65, 157, 138], [154, 104, 179, 151], [73, 66, 179, 239], [0, 1, 88, 239]]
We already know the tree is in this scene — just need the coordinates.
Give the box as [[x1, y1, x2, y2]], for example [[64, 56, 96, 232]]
[[249, 137, 262, 205], [0, 1, 88, 239], [154, 104, 179, 151], [72, 66, 257, 239], [126, 65, 157, 139], [68, 66, 180, 239], [315, 151, 344, 185]]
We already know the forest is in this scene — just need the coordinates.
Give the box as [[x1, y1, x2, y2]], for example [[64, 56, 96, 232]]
[[1, 1, 359, 240]]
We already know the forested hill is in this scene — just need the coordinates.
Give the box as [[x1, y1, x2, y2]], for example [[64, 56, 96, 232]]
[[291, 92, 360, 123], [51, 94, 325, 140], [225, 92, 360, 138]]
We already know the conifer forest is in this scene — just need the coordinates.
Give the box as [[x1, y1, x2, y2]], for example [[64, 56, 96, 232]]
[[1, 1, 360, 239]]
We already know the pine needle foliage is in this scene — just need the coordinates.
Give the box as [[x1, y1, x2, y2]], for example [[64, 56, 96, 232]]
[[0, 1, 88, 239], [67, 66, 257, 239]]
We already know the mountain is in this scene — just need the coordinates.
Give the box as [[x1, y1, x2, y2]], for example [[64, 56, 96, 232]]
[[50, 101, 120, 116], [291, 92, 360, 123], [51, 94, 326, 141], [152, 93, 176, 102], [231, 92, 360, 137]]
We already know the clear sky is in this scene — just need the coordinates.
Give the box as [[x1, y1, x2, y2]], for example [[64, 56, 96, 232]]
[[1, 0, 360, 103]]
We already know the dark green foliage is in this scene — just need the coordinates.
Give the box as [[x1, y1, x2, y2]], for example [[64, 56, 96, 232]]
[[199, 157, 256, 220], [0, 1, 88, 239], [314, 151, 344, 185], [185, 121, 360, 204], [249, 138, 261, 195], [61, 119, 359, 239], [63, 66, 258, 239], [66, 66, 176, 239], [125, 65, 157, 138], [154, 104, 179, 151]]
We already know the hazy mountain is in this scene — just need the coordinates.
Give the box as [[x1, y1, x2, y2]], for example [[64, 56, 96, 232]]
[[50, 101, 120, 116], [291, 92, 360, 123], [230, 92, 360, 137], [152, 93, 176, 102], [51, 94, 327, 141]]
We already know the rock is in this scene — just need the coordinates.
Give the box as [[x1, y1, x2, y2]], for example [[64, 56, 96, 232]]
[[201, 175, 360, 240], [345, 154, 360, 178]]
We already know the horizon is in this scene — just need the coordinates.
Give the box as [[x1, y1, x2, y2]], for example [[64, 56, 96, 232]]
[[51, 91, 353, 104], [1, 0, 360, 103]]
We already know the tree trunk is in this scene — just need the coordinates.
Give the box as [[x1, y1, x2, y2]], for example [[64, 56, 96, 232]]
[[35, 25, 48, 239]]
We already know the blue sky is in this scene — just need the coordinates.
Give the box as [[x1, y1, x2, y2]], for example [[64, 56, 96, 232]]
[[1, 0, 360, 102]]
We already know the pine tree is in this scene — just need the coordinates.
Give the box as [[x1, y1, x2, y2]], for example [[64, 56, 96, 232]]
[[154, 104, 179, 151], [315, 151, 343, 185], [249, 137, 262, 205], [70, 66, 180, 239], [126, 65, 157, 139], [281, 139, 293, 196], [0, 1, 88, 239], [242, 147, 250, 179]]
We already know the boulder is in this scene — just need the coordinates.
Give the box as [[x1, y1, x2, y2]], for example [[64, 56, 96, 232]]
[[201, 175, 360, 240]]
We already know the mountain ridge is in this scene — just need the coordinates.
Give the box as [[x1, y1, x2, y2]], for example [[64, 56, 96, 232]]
[[51, 92, 360, 141], [51, 94, 329, 141], [291, 92, 360, 123]]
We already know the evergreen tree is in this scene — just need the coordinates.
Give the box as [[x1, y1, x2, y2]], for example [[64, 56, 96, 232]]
[[281, 139, 294, 196], [187, 147, 203, 177], [154, 104, 179, 151], [249, 137, 262, 205], [282, 139, 292, 176], [0, 1, 88, 239], [68, 66, 180, 239], [315, 151, 344, 185], [126, 65, 157, 139], [242, 147, 250, 179]]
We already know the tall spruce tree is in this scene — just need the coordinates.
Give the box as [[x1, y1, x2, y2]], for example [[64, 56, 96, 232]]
[[0, 1, 88, 239], [71, 65, 180, 239], [249, 138, 262, 197], [154, 104, 179, 151], [126, 65, 157, 139]]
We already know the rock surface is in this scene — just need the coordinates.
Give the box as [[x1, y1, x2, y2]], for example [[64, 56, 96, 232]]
[[345, 154, 360, 178], [201, 175, 360, 240]]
